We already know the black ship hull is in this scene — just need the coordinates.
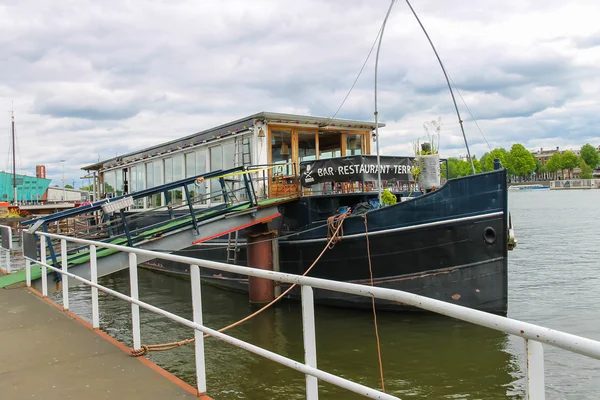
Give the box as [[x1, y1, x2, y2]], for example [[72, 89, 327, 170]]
[[141, 169, 509, 314]]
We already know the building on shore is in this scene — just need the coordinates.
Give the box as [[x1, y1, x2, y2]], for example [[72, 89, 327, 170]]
[[0, 166, 91, 205], [531, 145, 600, 180]]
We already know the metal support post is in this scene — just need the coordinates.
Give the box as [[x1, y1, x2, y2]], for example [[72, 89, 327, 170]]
[[129, 252, 141, 351], [119, 209, 134, 247], [90, 245, 99, 329], [184, 185, 199, 233], [40, 235, 47, 297], [25, 258, 31, 287], [190, 264, 207, 394], [41, 223, 58, 271], [526, 339, 545, 400], [61, 239, 69, 310], [302, 285, 318, 399], [164, 191, 174, 219]]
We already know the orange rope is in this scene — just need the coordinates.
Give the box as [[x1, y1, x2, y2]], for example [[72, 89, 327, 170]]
[[131, 209, 351, 357], [363, 214, 386, 393]]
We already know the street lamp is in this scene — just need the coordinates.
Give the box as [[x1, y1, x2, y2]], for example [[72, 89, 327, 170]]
[[60, 160, 66, 202]]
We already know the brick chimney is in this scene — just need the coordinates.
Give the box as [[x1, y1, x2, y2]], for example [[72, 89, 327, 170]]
[[36, 165, 46, 179]]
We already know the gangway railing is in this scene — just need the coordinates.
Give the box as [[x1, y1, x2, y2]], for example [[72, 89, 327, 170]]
[[19, 166, 260, 273], [18, 230, 600, 400]]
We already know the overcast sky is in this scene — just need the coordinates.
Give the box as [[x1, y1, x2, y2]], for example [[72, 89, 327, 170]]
[[1, 0, 599, 187]]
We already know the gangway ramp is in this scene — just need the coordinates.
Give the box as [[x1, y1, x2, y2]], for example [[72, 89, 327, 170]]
[[0, 165, 297, 294]]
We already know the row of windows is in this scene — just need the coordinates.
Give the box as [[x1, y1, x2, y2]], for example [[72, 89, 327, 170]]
[[102, 137, 246, 207]]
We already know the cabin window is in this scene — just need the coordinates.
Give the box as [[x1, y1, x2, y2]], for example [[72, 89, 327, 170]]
[[210, 145, 223, 201], [171, 154, 184, 203], [345, 134, 363, 156], [319, 133, 341, 159], [271, 129, 293, 175], [223, 141, 235, 169], [151, 160, 163, 207], [130, 164, 145, 208], [298, 131, 317, 163], [116, 170, 124, 196], [185, 152, 195, 178], [194, 148, 207, 203], [146, 162, 154, 191], [104, 171, 117, 197]]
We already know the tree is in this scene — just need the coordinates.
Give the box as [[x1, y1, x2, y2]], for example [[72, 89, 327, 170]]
[[480, 152, 490, 171], [507, 143, 536, 177], [534, 157, 543, 173], [446, 158, 462, 179], [545, 152, 563, 178], [561, 151, 579, 178], [483, 148, 508, 171], [580, 144, 599, 169], [471, 157, 483, 174], [580, 159, 593, 179], [65, 184, 74, 189]]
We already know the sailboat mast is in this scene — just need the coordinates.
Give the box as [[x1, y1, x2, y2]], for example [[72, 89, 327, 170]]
[[11, 108, 17, 205]]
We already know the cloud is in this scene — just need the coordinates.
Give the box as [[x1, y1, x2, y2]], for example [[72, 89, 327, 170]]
[[0, 0, 599, 187]]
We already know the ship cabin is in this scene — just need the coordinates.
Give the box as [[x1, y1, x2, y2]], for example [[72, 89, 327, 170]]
[[82, 112, 423, 214]]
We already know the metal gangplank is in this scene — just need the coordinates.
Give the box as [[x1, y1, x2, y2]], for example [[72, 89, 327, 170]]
[[0, 166, 295, 293]]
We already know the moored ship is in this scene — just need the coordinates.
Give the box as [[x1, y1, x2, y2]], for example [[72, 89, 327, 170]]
[[81, 112, 514, 314]]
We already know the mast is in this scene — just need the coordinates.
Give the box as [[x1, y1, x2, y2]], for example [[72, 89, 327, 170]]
[[11, 107, 17, 205]]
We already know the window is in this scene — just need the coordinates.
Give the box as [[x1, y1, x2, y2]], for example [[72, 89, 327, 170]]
[[116, 170, 124, 196], [185, 153, 195, 178], [271, 129, 293, 175], [192, 148, 207, 203], [169, 154, 183, 203], [223, 141, 235, 170], [150, 161, 163, 207], [104, 171, 116, 197], [345, 134, 363, 156], [319, 133, 341, 159], [210, 145, 223, 201], [298, 131, 317, 163]]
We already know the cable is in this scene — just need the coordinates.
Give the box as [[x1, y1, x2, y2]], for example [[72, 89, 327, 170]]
[[131, 210, 352, 357], [446, 73, 493, 152], [404, 0, 476, 173], [324, 1, 396, 124], [363, 214, 386, 392]]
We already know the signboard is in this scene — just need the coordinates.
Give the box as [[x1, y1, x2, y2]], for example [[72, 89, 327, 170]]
[[23, 231, 37, 260], [300, 155, 414, 187], [101, 196, 134, 214]]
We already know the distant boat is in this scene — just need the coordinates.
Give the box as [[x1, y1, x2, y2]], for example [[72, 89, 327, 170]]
[[509, 184, 549, 191]]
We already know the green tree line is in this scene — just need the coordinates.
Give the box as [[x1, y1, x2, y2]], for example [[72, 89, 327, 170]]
[[444, 143, 599, 180]]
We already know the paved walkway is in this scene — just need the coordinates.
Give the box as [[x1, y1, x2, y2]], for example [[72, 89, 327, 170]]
[[0, 285, 203, 399]]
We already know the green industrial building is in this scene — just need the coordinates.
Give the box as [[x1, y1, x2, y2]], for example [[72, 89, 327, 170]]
[[0, 171, 51, 203]]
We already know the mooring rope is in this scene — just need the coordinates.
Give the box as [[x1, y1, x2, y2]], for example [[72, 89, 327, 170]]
[[130, 209, 352, 357], [363, 214, 386, 393]]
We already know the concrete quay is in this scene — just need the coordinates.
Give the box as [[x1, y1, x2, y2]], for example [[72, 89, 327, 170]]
[[0, 284, 209, 400]]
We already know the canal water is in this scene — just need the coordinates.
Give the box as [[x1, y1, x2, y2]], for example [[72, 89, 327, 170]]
[[53, 189, 600, 399]]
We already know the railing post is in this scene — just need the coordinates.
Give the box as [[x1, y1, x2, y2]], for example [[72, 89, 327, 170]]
[[190, 264, 207, 394], [90, 245, 99, 329], [40, 234, 47, 297], [25, 258, 31, 287], [129, 252, 141, 351], [61, 239, 69, 310], [526, 339, 545, 400], [301, 285, 319, 399], [4, 247, 10, 273]]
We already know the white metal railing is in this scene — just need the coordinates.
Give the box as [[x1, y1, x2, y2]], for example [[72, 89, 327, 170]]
[[21, 231, 600, 400], [0, 224, 13, 273]]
